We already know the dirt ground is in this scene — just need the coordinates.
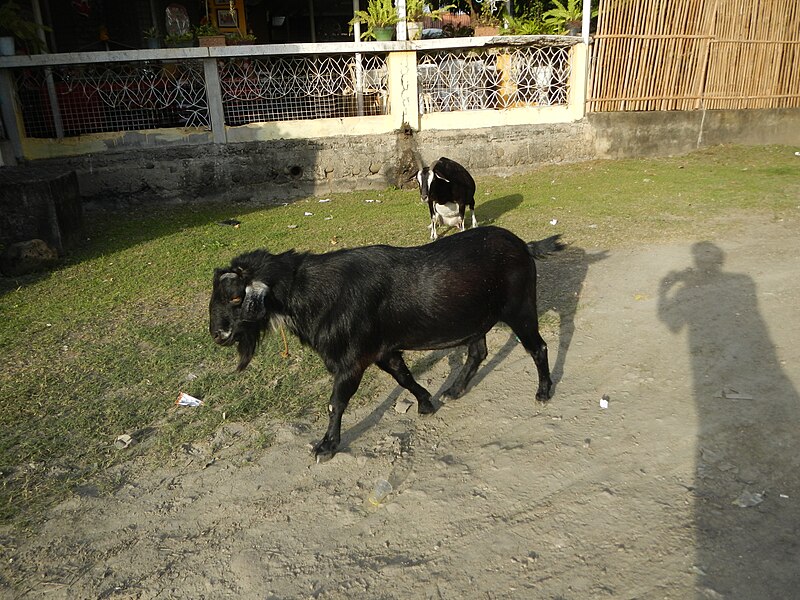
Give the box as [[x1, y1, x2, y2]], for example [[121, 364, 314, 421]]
[[3, 214, 800, 599]]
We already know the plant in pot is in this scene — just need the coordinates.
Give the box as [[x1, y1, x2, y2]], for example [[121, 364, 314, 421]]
[[164, 30, 194, 48], [225, 32, 256, 45], [467, 0, 502, 37], [194, 20, 226, 46], [404, 0, 453, 40], [348, 0, 399, 41], [542, 0, 597, 36], [142, 26, 160, 49], [0, 0, 51, 55]]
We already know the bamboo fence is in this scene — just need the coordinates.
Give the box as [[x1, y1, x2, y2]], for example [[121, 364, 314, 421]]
[[588, 0, 800, 112]]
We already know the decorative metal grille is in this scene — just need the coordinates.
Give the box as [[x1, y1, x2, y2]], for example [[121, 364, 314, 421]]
[[9, 43, 571, 140], [218, 54, 389, 125], [417, 44, 572, 113], [15, 61, 208, 139]]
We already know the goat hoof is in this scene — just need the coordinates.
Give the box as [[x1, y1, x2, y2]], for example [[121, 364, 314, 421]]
[[311, 438, 338, 461], [442, 385, 465, 400], [535, 387, 553, 402], [418, 397, 436, 415]]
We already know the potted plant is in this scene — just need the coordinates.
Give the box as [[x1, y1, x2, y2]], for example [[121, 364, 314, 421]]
[[225, 32, 256, 45], [348, 0, 399, 41], [164, 31, 194, 48], [467, 0, 502, 36], [404, 0, 453, 40], [142, 26, 160, 49], [542, 0, 597, 36], [194, 20, 226, 47], [0, 0, 51, 55]]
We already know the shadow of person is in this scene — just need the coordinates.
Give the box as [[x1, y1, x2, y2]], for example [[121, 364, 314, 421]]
[[658, 241, 800, 597]]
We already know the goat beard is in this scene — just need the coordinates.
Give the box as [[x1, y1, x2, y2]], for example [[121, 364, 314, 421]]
[[236, 323, 262, 371]]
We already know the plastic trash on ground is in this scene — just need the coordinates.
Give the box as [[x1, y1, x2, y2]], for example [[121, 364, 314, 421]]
[[176, 392, 203, 407], [367, 479, 393, 506]]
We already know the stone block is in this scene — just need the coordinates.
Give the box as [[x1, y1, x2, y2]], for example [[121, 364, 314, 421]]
[[0, 168, 83, 256]]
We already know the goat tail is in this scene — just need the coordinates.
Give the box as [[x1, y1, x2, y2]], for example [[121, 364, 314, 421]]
[[527, 234, 566, 259]]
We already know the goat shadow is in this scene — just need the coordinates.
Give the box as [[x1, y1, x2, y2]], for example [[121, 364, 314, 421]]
[[339, 243, 606, 451], [477, 194, 523, 225]]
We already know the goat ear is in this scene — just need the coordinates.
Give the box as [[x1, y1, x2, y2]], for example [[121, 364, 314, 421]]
[[242, 280, 268, 321]]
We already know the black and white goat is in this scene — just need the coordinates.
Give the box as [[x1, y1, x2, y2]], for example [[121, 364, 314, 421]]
[[209, 226, 564, 460], [416, 157, 477, 240]]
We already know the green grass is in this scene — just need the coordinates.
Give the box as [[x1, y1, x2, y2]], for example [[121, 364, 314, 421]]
[[1, 144, 798, 528]]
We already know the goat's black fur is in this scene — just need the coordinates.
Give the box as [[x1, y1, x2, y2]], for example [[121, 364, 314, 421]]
[[416, 157, 477, 239], [209, 226, 564, 459]]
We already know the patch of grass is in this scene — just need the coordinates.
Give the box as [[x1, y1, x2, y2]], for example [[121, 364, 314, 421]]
[[1, 144, 798, 527]]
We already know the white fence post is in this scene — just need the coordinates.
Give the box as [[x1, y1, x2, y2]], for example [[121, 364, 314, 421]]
[[387, 50, 419, 130], [202, 57, 227, 144]]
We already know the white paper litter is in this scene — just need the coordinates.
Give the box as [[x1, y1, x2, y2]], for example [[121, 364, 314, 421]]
[[176, 392, 203, 407], [114, 434, 135, 449]]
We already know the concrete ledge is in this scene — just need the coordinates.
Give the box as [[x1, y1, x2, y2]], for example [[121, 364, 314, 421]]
[[4, 108, 798, 207], [0, 167, 83, 255]]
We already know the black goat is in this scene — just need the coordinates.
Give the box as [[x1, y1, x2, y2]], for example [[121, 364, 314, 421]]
[[209, 226, 564, 460], [416, 157, 477, 240]]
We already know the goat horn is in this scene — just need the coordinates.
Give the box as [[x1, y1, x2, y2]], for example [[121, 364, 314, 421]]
[[220, 272, 239, 281], [242, 281, 268, 321]]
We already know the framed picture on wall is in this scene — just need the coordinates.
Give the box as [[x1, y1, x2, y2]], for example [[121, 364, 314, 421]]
[[216, 9, 237, 28]]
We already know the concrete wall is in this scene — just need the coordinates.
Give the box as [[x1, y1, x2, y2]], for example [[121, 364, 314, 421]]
[[15, 108, 800, 206], [590, 108, 800, 159]]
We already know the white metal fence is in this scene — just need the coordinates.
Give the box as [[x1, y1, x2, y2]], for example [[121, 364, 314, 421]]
[[418, 43, 571, 113], [0, 37, 583, 159]]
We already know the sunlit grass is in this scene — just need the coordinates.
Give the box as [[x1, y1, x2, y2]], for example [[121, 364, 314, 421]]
[[1, 144, 797, 527]]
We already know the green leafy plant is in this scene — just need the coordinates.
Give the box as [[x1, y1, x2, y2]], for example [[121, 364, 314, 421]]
[[0, 0, 51, 54], [441, 22, 474, 37], [467, 0, 502, 27], [348, 0, 400, 40], [225, 32, 256, 44], [164, 31, 194, 47], [194, 22, 220, 37], [502, 16, 556, 35], [502, 4, 557, 36], [405, 0, 453, 22], [142, 26, 159, 40], [542, 0, 597, 34]]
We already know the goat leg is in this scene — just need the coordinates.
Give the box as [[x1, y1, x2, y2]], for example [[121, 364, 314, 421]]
[[429, 217, 438, 240], [510, 325, 553, 401], [443, 335, 488, 399], [312, 370, 364, 459], [377, 351, 436, 414]]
